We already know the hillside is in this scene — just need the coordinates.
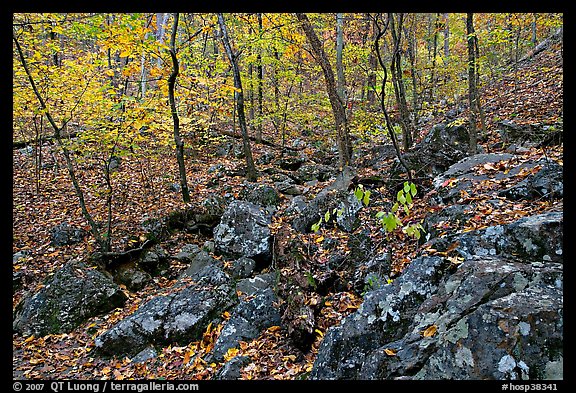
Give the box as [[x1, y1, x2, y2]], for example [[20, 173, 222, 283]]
[[13, 26, 563, 381]]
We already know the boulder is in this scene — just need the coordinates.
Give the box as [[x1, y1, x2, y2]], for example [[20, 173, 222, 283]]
[[496, 120, 562, 147], [50, 222, 88, 247], [214, 356, 251, 380], [499, 159, 563, 201], [292, 187, 363, 234], [310, 255, 450, 379], [214, 201, 273, 262], [114, 263, 152, 292], [94, 265, 236, 358], [310, 208, 563, 380], [138, 245, 169, 276], [229, 257, 256, 279], [165, 195, 227, 235], [359, 256, 563, 380], [430, 153, 554, 204], [179, 250, 223, 279], [174, 244, 201, 263], [275, 181, 304, 196], [422, 204, 474, 241], [131, 346, 158, 364], [388, 123, 472, 183], [13, 260, 127, 336], [429, 211, 563, 263], [293, 164, 337, 184], [211, 288, 281, 361], [240, 184, 281, 208], [141, 217, 169, 243], [236, 272, 276, 296], [276, 156, 306, 171]]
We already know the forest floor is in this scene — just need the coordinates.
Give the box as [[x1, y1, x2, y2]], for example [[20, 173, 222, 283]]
[[12, 42, 563, 380]]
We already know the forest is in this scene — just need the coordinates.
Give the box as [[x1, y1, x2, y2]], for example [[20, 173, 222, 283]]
[[13, 13, 563, 382]]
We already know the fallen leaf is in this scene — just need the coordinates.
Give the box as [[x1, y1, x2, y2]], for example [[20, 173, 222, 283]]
[[384, 348, 397, 356], [422, 324, 438, 337]]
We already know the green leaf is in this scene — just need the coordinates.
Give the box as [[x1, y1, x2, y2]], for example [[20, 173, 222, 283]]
[[406, 192, 413, 205], [391, 202, 399, 213], [311, 218, 322, 233], [375, 211, 386, 219], [404, 182, 410, 193], [384, 217, 394, 232], [354, 187, 364, 202], [404, 205, 410, 215], [410, 183, 417, 197], [398, 193, 406, 205], [324, 211, 331, 222], [363, 190, 371, 206]]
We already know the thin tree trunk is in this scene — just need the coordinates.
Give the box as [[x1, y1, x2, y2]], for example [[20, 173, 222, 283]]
[[404, 17, 420, 134], [156, 13, 169, 67], [295, 13, 352, 169], [365, 14, 377, 107], [429, 13, 439, 102], [217, 13, 258, 182], [443, 13, 450, 59], [473, 24, 487, 137], [373, 13, 412, 183], [466, 13, 478, 154], [390, 13, 413, 150], [256, 13, 264, 144], [248, 63, 254, 129], [336, 13, 346, 102], [167, 13, 191, 202]]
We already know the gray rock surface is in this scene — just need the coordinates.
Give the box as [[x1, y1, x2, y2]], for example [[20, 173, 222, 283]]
[[212, 288, 281, 361], [94, 265, 236, 358], [311, 209, 563, 380], [13, 260, 127, 336], [214, 200, 273, 261]]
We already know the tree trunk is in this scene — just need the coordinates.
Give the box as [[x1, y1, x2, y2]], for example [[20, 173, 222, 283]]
[[365, 14, 378, 107], [156, 13, 169, 67], [217, 13, 258, 182], [466, 13, 478, 154], [336, 13, 346, 102], [389, 13, 413, 150], [167, 13, 191, 202], [429, 13, 439, 103], [404, 17, 420, 134], [256, 13, 264, 144], [443, 13, 450, 59], [373, 13, 412, 183], [295, 13, 352, 169]]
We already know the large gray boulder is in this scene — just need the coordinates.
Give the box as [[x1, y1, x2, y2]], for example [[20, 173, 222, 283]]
[[211, 288, 281, 361], [311, 255, 451, 379], [213, 200, 272, 262], [429, 211, 563, 263], [311, 210, 563, 380], [499, 159, 563, 201], [292, 189, 363, 233], [356, 256, 562, 380], [387, 123, 474, 182], [13, 260, 127, 336], [94, 265, 236, 358]]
